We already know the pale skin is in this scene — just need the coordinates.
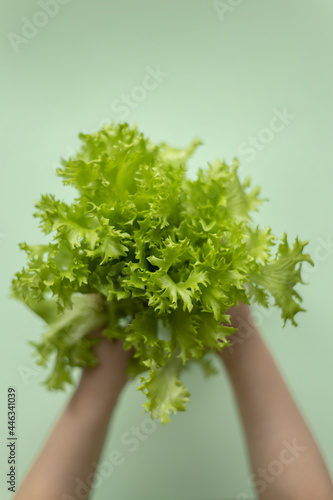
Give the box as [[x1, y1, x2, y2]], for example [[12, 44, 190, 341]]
[[14, 305, 333, 500], [13, 330, 132, 500], [219, 303, 333, 499]]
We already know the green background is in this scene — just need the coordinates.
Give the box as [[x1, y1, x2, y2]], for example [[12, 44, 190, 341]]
[[1, 1, 333, 499]]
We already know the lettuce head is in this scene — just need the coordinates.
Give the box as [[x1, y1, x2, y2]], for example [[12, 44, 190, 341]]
[[12, 122, 313, 424]]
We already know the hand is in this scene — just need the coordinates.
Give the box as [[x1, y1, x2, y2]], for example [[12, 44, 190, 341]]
[[217, 302, 260, 366], [78, 328, 134, 408]]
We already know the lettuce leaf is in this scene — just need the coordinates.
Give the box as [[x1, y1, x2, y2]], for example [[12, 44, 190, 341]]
[[12, 122, 313, 423]]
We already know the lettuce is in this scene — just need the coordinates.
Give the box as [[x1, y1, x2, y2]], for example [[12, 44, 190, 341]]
[[12, 123, 313, 424]]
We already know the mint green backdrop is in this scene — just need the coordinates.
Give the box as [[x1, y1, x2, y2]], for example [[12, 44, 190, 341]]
[[1, 1, 333, 499]]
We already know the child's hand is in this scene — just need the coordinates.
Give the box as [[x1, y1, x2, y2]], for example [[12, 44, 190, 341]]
[[217, 302, 259, 365], [78, 328, 134, 405]]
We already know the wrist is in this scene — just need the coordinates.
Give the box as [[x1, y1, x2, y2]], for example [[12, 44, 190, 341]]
[[75, 337, 131, 410], [218, 304, 261, 369], [75, 367, 126, 414]]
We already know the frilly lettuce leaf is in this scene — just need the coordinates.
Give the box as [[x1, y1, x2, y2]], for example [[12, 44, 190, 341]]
[[249, 234, 314, 325], [12, 122, 313, 424], [138, 355, 190, 425]]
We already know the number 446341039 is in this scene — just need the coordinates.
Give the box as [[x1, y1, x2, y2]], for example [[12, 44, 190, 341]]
[[8, 387, 16, 437]]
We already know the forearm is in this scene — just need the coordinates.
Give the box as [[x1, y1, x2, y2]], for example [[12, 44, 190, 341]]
[[14, 338, 129, 500], [220, 305, 333, 500]]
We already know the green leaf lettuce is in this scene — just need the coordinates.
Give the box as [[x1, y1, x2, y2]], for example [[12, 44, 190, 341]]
[[12, 122, 313, 424]]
